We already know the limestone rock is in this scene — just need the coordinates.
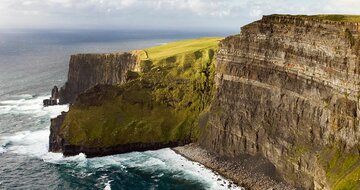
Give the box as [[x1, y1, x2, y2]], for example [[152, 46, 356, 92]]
[[200, 15, 360, 189]]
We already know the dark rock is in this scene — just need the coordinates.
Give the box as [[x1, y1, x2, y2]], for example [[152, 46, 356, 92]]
[[68, 141, 190, 158], [58, 52, 138, 104], [51, 86, 59, 99], [43, 86, 60, 106], [49, 112, 67, 152]]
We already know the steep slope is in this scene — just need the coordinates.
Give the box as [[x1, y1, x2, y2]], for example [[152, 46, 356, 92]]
[[59, 52, 137, 104], [199, 15, 360, 189], [49, 38, 221, 157]]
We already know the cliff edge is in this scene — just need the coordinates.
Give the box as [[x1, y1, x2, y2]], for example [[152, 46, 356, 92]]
[[59, 52, 138, 104]]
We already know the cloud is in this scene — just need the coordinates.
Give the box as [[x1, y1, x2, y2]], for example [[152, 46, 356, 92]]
[[151, 0, 231, 17], [324, 0, 360, 14], [1, 0, 360, 30]]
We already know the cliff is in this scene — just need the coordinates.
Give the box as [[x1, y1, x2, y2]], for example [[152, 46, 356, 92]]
[[48, 15, 360, 189], [199, 15, 360, 189], [59, 52, 137, 104], [49, 38, 221, 157]]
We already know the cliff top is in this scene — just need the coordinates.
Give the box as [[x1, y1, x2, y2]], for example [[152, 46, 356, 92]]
[[144, 37, 222, 60], [266, 14, 360, 23]]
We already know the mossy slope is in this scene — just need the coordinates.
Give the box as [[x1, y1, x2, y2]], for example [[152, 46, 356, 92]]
[[319, 147, 360, 190], [60, 37, 222, 148]]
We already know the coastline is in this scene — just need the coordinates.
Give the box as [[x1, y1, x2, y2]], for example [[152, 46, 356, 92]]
[[172, 144, 295, 190]]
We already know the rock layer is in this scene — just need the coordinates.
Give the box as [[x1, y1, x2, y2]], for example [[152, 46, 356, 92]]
[[199, 15, 360, 189], [59, 52, 137, 104]]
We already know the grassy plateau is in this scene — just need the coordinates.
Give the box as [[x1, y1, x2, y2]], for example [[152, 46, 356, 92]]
[[271, 14, 360, 23]]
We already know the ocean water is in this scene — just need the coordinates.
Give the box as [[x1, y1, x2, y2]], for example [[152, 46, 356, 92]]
[[0, 29, 241, 190]]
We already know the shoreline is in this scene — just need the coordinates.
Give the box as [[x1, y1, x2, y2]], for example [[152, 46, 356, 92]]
[[172, 144, 295, 190]]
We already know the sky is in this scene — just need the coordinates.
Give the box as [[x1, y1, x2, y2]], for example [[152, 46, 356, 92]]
[[1, 0, 360, 31]]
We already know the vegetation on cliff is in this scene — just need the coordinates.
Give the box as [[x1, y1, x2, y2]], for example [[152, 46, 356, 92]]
[[59, 37, 222, 148], [319, 147, 360, 190], [270, 14, 360, 23]]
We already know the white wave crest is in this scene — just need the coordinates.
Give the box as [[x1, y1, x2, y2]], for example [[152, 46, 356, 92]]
[[0, 147, 5, 154], [0, 94, 68, 117], [104, 180, 112, 190], [144, 149, 243, 190], [0, 138, 10, 154], [1, 130, 48, 157]]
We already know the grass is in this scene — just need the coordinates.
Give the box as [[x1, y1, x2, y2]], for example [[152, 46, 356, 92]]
[[270, 14, 360, 23], [145, 37, 221, 60], [318, 147, 360, 190], [311, 15, 360, 23], [60, 37, 222, 147]]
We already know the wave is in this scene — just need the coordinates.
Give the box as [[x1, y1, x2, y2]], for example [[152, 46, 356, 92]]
[[144, 149, 242, 190], [1, 128, 242, 190], [0, 94, 68, 118], [0, 138, 10, 154], [1, 132, 242, 190], [0, 148, 5, 154], [103, 180, 112, 190], [42, 148, 242, 190], [0, 130, 47, 157], [0, 93, 68, 156]]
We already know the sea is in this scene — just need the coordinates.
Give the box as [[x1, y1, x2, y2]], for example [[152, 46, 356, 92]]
[[0, 29, 242, 190]]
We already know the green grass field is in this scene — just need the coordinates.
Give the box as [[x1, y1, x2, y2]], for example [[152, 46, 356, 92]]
[[271, 14, 360, 23], [145, 37, 222, 60]]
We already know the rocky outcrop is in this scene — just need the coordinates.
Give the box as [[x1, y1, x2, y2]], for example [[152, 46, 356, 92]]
[[59, 52, 137, 104], [199, 15, 360, 189], [49, 111, 66, 152], [43, 86, 60, 106], [61, 140, 190, 158]]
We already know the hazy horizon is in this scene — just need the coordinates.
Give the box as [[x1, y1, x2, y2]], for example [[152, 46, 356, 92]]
[[1, 0, 360, 31]]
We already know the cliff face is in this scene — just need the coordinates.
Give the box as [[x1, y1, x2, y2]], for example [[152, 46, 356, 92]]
[[200, 15, 360, 189], [49, 112, 66, 152], [59, 52, 137, 104]]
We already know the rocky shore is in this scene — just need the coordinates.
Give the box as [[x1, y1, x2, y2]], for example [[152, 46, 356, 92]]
[[173, 144, 294, 190]]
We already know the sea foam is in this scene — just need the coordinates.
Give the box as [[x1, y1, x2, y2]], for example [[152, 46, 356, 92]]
[[0, 94, 68, 117], [0, 94, 68, 157]]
